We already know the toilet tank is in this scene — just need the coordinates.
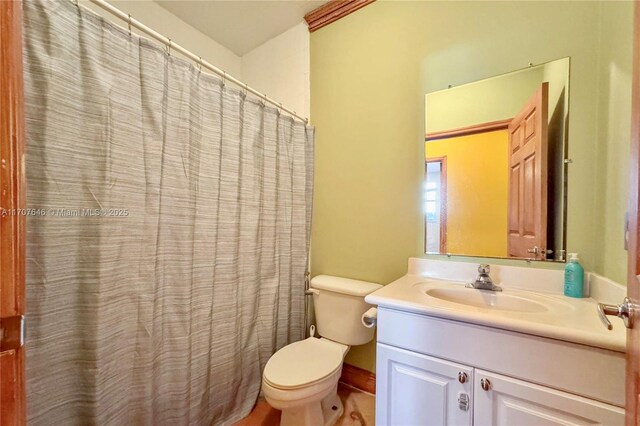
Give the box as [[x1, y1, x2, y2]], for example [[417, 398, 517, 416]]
[[310, 275, 383, 346]]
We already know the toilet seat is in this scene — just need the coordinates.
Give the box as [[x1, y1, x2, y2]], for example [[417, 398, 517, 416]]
[[263, 338, 344, 390]]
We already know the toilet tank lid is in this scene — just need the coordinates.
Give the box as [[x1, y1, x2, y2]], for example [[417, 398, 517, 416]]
[[310, 275, 382, 297]]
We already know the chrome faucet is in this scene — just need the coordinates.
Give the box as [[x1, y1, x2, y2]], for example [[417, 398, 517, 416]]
[[466, 264, 502, 292]]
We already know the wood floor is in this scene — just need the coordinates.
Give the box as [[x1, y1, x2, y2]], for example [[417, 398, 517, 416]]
[[234, 383, 375, 426]]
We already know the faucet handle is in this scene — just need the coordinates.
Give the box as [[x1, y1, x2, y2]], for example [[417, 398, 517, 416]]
[[478, 264, 490, 275]]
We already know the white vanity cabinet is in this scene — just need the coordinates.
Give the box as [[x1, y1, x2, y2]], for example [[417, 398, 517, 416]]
[[473, 370, 624, 425], [376, 344, 473, 426], [375, 307, 626, 426]]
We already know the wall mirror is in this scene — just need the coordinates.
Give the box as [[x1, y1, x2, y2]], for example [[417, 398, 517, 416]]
[[424, 57, 569, 262]]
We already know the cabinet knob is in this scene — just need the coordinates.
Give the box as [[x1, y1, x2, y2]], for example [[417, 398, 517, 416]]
[[480, 378, 491, 391], [457, 371, 468, 384]]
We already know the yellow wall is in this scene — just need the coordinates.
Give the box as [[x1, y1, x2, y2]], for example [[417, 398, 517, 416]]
[[426, 131, 508, 257], [310, 1, 633, 372]]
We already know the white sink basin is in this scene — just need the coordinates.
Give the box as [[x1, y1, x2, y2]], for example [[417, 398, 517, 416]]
[[425, 287, 548, 313], [411, 279, 574, 314]]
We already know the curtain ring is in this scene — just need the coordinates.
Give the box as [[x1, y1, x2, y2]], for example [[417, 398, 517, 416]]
[[222, 71, 226, 87], [197, 57, 202, 73], [166, 38, 172, 56], [127, 14, 132, 37], [243, 83, 248, 97]]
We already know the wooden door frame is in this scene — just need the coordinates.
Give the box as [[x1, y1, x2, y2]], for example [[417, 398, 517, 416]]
[[425, 118, 512, 142], [0, 0, 27, 424], [424, 156, 447, 254], [626, 2, 640, 425]]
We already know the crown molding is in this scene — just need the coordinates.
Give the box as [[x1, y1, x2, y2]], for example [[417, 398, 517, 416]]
[[304, 0, 375, 33]]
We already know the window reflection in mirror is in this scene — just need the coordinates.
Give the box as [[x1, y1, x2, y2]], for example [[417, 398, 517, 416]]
[[424, 58, 569, 262], [425, 159, 446, 254]]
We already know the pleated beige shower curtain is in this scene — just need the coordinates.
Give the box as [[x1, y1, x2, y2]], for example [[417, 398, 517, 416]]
[[22, 1, 314, 424]]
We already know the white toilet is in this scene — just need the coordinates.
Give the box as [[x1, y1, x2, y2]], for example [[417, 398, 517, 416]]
[[262, 275, 382, 426]]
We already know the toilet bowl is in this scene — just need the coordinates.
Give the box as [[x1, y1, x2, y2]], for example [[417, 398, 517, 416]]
[[262, 337, 348, 426], [262, 275, 382, 426]]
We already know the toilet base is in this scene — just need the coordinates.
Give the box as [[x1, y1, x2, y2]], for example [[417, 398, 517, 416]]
[[320, 387, 344, 426], [279, 384, 343, 426]]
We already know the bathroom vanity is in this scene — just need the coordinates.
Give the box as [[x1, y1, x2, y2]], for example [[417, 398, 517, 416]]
[[366, 259, 627, 425]]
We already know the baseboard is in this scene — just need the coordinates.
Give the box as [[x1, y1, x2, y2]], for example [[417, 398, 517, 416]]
[[340, 363, 376, 394]]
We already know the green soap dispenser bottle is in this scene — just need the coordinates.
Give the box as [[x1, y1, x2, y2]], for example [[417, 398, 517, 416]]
[[564, 253, 584, 298]]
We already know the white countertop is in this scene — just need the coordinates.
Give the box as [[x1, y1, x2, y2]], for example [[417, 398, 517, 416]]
[[365, 273, 627, 353]]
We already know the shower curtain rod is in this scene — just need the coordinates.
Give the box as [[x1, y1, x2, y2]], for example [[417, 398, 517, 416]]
[[86, 0, 310, 124]]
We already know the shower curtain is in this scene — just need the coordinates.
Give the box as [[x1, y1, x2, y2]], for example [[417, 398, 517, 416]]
[[22, 0, 314, 424]]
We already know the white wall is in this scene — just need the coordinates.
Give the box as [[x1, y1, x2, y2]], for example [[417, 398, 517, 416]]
[[81, 0, 242, 76], [82, 1, 310, 122], [241, 22, 311, 121]]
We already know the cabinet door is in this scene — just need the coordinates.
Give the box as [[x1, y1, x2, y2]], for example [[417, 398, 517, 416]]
[[473, 369, 624, 426], [376, 343, 473, 426]]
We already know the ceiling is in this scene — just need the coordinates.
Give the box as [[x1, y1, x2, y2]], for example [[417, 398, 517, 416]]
[[155, 1, 324, 56]]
